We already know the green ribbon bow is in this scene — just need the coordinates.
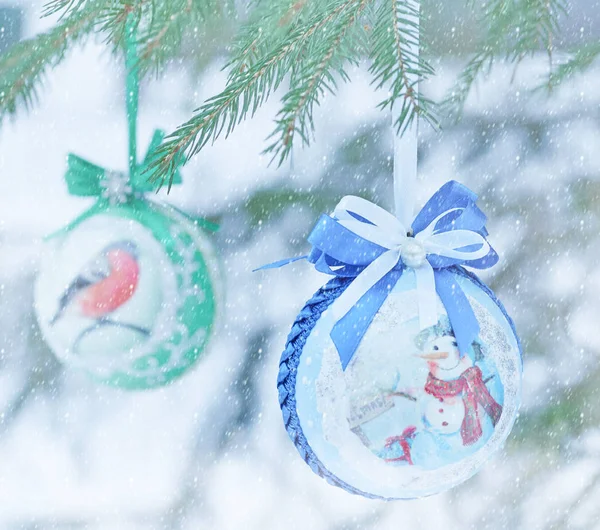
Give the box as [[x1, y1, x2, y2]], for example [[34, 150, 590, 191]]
[[65, 130, 182, 201], [48, 14, 218, 239]]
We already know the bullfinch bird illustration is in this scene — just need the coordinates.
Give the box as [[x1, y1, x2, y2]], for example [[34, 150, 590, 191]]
[[50, 240, 150, 340]]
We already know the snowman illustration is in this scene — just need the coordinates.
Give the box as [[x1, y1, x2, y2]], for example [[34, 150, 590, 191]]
[[347, 315, 502, 468], [412, 316, 503, 464], [346, 315, 503, 468]]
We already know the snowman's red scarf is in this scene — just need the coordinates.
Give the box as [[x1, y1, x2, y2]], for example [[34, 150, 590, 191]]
[[424, 366, 502, 446]]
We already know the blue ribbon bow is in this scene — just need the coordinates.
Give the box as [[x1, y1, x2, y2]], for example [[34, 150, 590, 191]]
[[261, 181, 499, 370]]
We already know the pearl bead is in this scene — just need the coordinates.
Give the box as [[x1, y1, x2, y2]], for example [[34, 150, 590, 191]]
[[400, 238, 426, 268]]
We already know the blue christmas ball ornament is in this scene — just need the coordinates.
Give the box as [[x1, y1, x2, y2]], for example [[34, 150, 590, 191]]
[[269, 181, 522, 499]]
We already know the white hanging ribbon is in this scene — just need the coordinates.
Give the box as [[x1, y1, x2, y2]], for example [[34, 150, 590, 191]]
[[393, 0, 421, 229]]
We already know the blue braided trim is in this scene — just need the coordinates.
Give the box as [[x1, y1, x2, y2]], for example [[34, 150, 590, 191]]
[[277, 267, 523, 499]]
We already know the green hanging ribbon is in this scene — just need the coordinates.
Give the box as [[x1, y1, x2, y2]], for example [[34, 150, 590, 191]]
[[126, 11, 139, 180], [64, 14, 185, 200], [64, 14, 183, 200], [52, 13, 217, 236], [64, 129, 183, 199]]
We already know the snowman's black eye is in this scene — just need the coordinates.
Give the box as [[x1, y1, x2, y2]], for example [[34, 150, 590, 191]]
[[452, 341, 458, 347], [433, 345, 439, 351]]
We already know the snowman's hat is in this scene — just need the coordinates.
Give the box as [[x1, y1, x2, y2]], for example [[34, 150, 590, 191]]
[[414, 315, 454, 351], [414, 315, 487, 360]]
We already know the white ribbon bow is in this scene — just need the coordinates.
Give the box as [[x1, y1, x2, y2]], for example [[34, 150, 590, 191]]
[[328, 195, 491, 331]]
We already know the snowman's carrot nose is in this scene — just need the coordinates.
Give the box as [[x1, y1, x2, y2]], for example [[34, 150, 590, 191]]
[[416, 351, 449, 360]]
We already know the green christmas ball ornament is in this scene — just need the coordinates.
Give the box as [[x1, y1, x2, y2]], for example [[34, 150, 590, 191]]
[[35, 132, 222, 390]]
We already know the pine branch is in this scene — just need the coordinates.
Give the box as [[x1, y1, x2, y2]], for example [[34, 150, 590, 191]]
[[0, 0, 228, 122], [369, 0, 437, 133], [4, 0, 588, 188], [224, 0, 349, 80], [263, 0, 368, 165], [441, 0, 566, 122], [150, 0, 446, 186], [41, 1, 149, 54], [513, 0, 566, 59], [43, 0, 226, 71], [137, 0, 229, 75], [544, 40, 600, 89], [149, 0, 370, 187], [440, 0, 511, 121], [43, 0, 90, 18], [225, 0, 307, 79], [440, 49, 493, 123], [0, 8, 96, 121]]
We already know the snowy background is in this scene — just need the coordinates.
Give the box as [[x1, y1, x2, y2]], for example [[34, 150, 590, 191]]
[[1, 1, 600, 528]]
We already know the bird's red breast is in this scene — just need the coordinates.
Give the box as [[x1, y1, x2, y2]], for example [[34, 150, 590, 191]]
[[78, 249, 140, 318]]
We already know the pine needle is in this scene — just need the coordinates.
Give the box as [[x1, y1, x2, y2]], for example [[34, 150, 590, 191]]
[[545, 40, 600, 90], [0, 8, 96, 121], [441, 0, 567, 122], [0, 0, 593, 188], [149, 0, 371, 187]]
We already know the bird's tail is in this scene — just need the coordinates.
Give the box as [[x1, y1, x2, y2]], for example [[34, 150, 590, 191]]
[[49, 309, 63, 326], [49, 276, 95, 327]]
